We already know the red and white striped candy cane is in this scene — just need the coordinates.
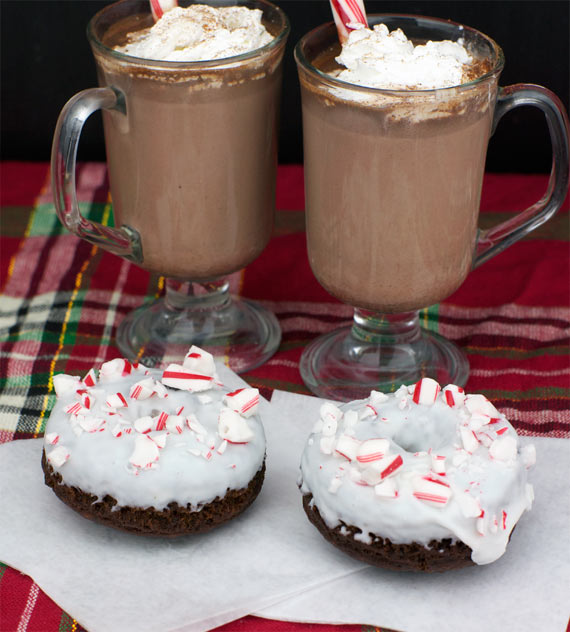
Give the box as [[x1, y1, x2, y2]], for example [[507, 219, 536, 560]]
[[149, 0, 178, 22], [329, 0, 367, 44]]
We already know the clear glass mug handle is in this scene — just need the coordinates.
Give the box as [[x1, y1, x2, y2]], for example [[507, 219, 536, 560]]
[[474, 84, 569, 267], [51, 87, 143, 263]]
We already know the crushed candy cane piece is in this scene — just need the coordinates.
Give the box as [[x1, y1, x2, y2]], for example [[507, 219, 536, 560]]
[[431, 454, 446, 475], [356, 438, 389, 464], [320, 402, 343, 424], [155, 411, 169, 432], [224, 388, 259, 418], [183, 346, 216, 377], [460, 426, 479, 454], [129, 377, 156, 400], [105, 392, 128, 408], [335, 434, 361, 461], [64, 402, 84, 416], [162, 364, 213, 392], [153, 380, 168, 398], [412, 475, 452, 506], [369, 390, 389, 407], [464, 394, 500, 418], [149, 432, 167, 449], [359, 404, 377, 420], [82, 369, 97, 387], [78, 415, 105, 433], [442, 384, 465, 408], [197, 394, 212, 405], [217, 407, 254, 443], [47, 445, 70, 467], [99, 358, 132, 382], [52, 374, 81, 397], [361, 453, 403, 485], [129, 435, 159, 469], [489, 435, 517, 462], [80, 393, 93, 409], [166, 415, 184, 434], [412, 377, 440, 405], [45, 432, 60, 445], [134, 416, 154, 434]]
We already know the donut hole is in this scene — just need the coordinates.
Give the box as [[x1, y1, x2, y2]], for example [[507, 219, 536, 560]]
[[391, 415, 456, 454]]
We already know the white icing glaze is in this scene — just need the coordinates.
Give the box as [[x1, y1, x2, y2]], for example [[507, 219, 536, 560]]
[[44, 351, 265, 511], [299, 378, 535, 565]]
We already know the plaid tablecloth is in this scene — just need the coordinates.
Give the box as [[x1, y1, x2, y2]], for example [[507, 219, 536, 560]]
[[1, 161, 569, 632]]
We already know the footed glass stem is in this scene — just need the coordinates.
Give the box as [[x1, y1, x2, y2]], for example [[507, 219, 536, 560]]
[[117, 278, 281, 372], [299, 309, 468, 401]]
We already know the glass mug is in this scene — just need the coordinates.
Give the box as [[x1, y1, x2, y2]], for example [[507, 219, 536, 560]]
[[295, 15, 569, 400], [52, 0, 289, 371]]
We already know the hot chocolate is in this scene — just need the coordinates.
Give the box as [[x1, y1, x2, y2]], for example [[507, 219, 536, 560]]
[[91, 1, 287, 279], [298, 21, 497, 312]]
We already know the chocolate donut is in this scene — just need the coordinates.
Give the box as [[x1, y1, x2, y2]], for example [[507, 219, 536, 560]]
[[299, 378, 535, 571], [42, 346, 265, 536]]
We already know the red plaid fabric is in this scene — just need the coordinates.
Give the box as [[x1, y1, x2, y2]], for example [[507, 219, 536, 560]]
[[0, 162, 568, 631]]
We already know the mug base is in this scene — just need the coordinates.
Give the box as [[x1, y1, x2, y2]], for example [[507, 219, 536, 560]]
[[299, 319, 469, 401], [116, 284, 281, 373]]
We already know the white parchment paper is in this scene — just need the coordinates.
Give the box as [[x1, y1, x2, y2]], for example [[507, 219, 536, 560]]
[[1, 381, 568, 632]]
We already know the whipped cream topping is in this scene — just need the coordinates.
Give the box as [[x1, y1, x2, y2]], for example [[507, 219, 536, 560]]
[[116, 4, 273, 61], [299, 378, 535, 565], [335, 23, 473, 89], [44, 347, 265, 510]]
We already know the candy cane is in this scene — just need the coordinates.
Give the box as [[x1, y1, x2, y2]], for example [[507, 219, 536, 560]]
[[149, 0, 178, 22], [329, 0, 368, 44]]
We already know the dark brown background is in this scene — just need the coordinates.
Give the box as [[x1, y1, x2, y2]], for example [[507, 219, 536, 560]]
[[2, 0, 568, 172]]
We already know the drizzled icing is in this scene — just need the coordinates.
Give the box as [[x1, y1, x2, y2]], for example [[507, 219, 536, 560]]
[[44, 347, 265, 511], [299, 378, 535, 565]]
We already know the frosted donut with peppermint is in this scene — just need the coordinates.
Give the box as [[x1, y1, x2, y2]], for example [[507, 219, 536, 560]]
[[299, 378, 536, 572], [42, 346, 265, 536]]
